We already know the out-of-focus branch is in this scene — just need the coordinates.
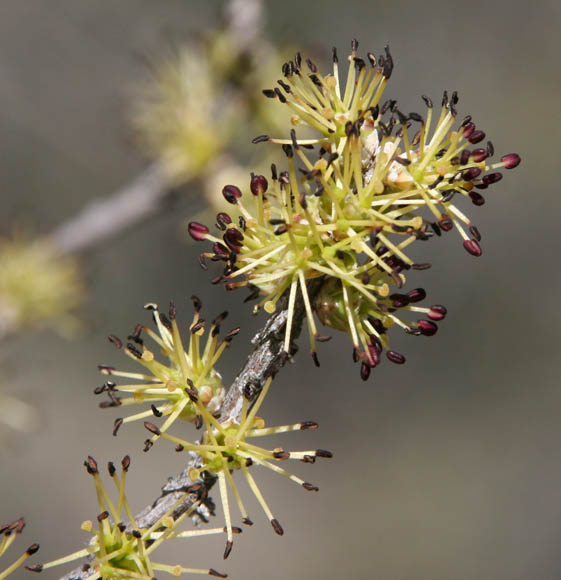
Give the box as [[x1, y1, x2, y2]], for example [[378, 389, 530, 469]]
[[47, 163, 171, 255], [224, 0, 264, 51]]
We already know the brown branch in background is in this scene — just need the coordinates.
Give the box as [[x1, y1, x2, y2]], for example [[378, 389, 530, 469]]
[[47, 163, 171, 255]]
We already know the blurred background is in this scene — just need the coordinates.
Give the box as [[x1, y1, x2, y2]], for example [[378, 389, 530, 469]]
[[0, 1, 560, 579]]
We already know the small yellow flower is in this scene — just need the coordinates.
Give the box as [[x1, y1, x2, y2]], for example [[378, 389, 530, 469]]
[[144, 376, 331, 558], [0, 518, 39, 580], [97, 298, 238, 442], [27, 456, 227, 579]]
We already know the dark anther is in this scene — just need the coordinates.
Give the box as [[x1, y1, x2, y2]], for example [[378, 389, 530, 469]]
[[469, 225, 481, 241], [418, 319, 438, 336], [387, 351, 406, 364], [188, 221, 209, 241], [441, 189, 457, 203], [407, 288, 426, 303], [251, 134, 270, 144], [500, 153, 521, 169], [483, 172, 503, 185], [422, 95, 433, 108], [354, 57, 366, 72], [159, 312, 172, 330], [144, 422, 161, 436], [126, 343, 143, 359], [428, 305, 447, 321], [311, 351, 320, 367], [262, 89, 276, 98], [469, 191, 485, 206], [84, 456, 98, 475], [438, 215, 454, 231], [250, 174, 268, 196], [303, 482, 319, 491], [463, 239, 482, 257], [271, 519, 284, 536], [360, 362, 371, 381], [332, 46, 338, 63], [282, 144, 293, 158], [412, 262, 432, 270], [468, 130, 485, 144], [274, 87, 286, 103], [290, 129, 299, 150], [383, 45, 393, 78], [113, 418, 123, 436], [108, 334, 122, 349], [367, 52, 376, 67]]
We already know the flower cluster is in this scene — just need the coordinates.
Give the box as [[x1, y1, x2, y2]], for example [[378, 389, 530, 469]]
[[97, 298, 237, 441], [188, 40, 520, 378], [27, 456, 227, 579], [143, 376, 331, 558], [97, 301, 330, 560], [0, 235, 83, 338], [0, 518, 39, 580]]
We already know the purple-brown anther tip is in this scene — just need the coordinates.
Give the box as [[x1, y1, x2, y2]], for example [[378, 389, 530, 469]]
[[463, 239, 482, 257], [386, 351, 406, 364], [144, 422, 161, 435], [250, 174, 268, 196], [501, 153, 521, 169], [483, 172, 503, 185], [224, 540, 233, 559], [271, 518, 284, 535], [85, 456, 98, 474], [222, 185, 242, 204], [418, 319, 438, 336], [188, 222, 209, 242], [303, 482, 319, 491], [25, 564, 43, 572], [209, 569, 228, 578], [428, 305, 447, 321], [468, 130, 485, 144], [360, 362, 371, 381], [26, 543, 40, 555], [407, 288, 426, 303]]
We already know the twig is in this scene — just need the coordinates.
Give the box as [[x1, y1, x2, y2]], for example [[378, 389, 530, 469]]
[[47, 163, 172, 255]]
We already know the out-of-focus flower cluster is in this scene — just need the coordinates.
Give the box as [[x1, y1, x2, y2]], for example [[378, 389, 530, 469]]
[[0, 235, 83, 339], [190, 40, 520, 378], [130, 30, 292, 201]]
